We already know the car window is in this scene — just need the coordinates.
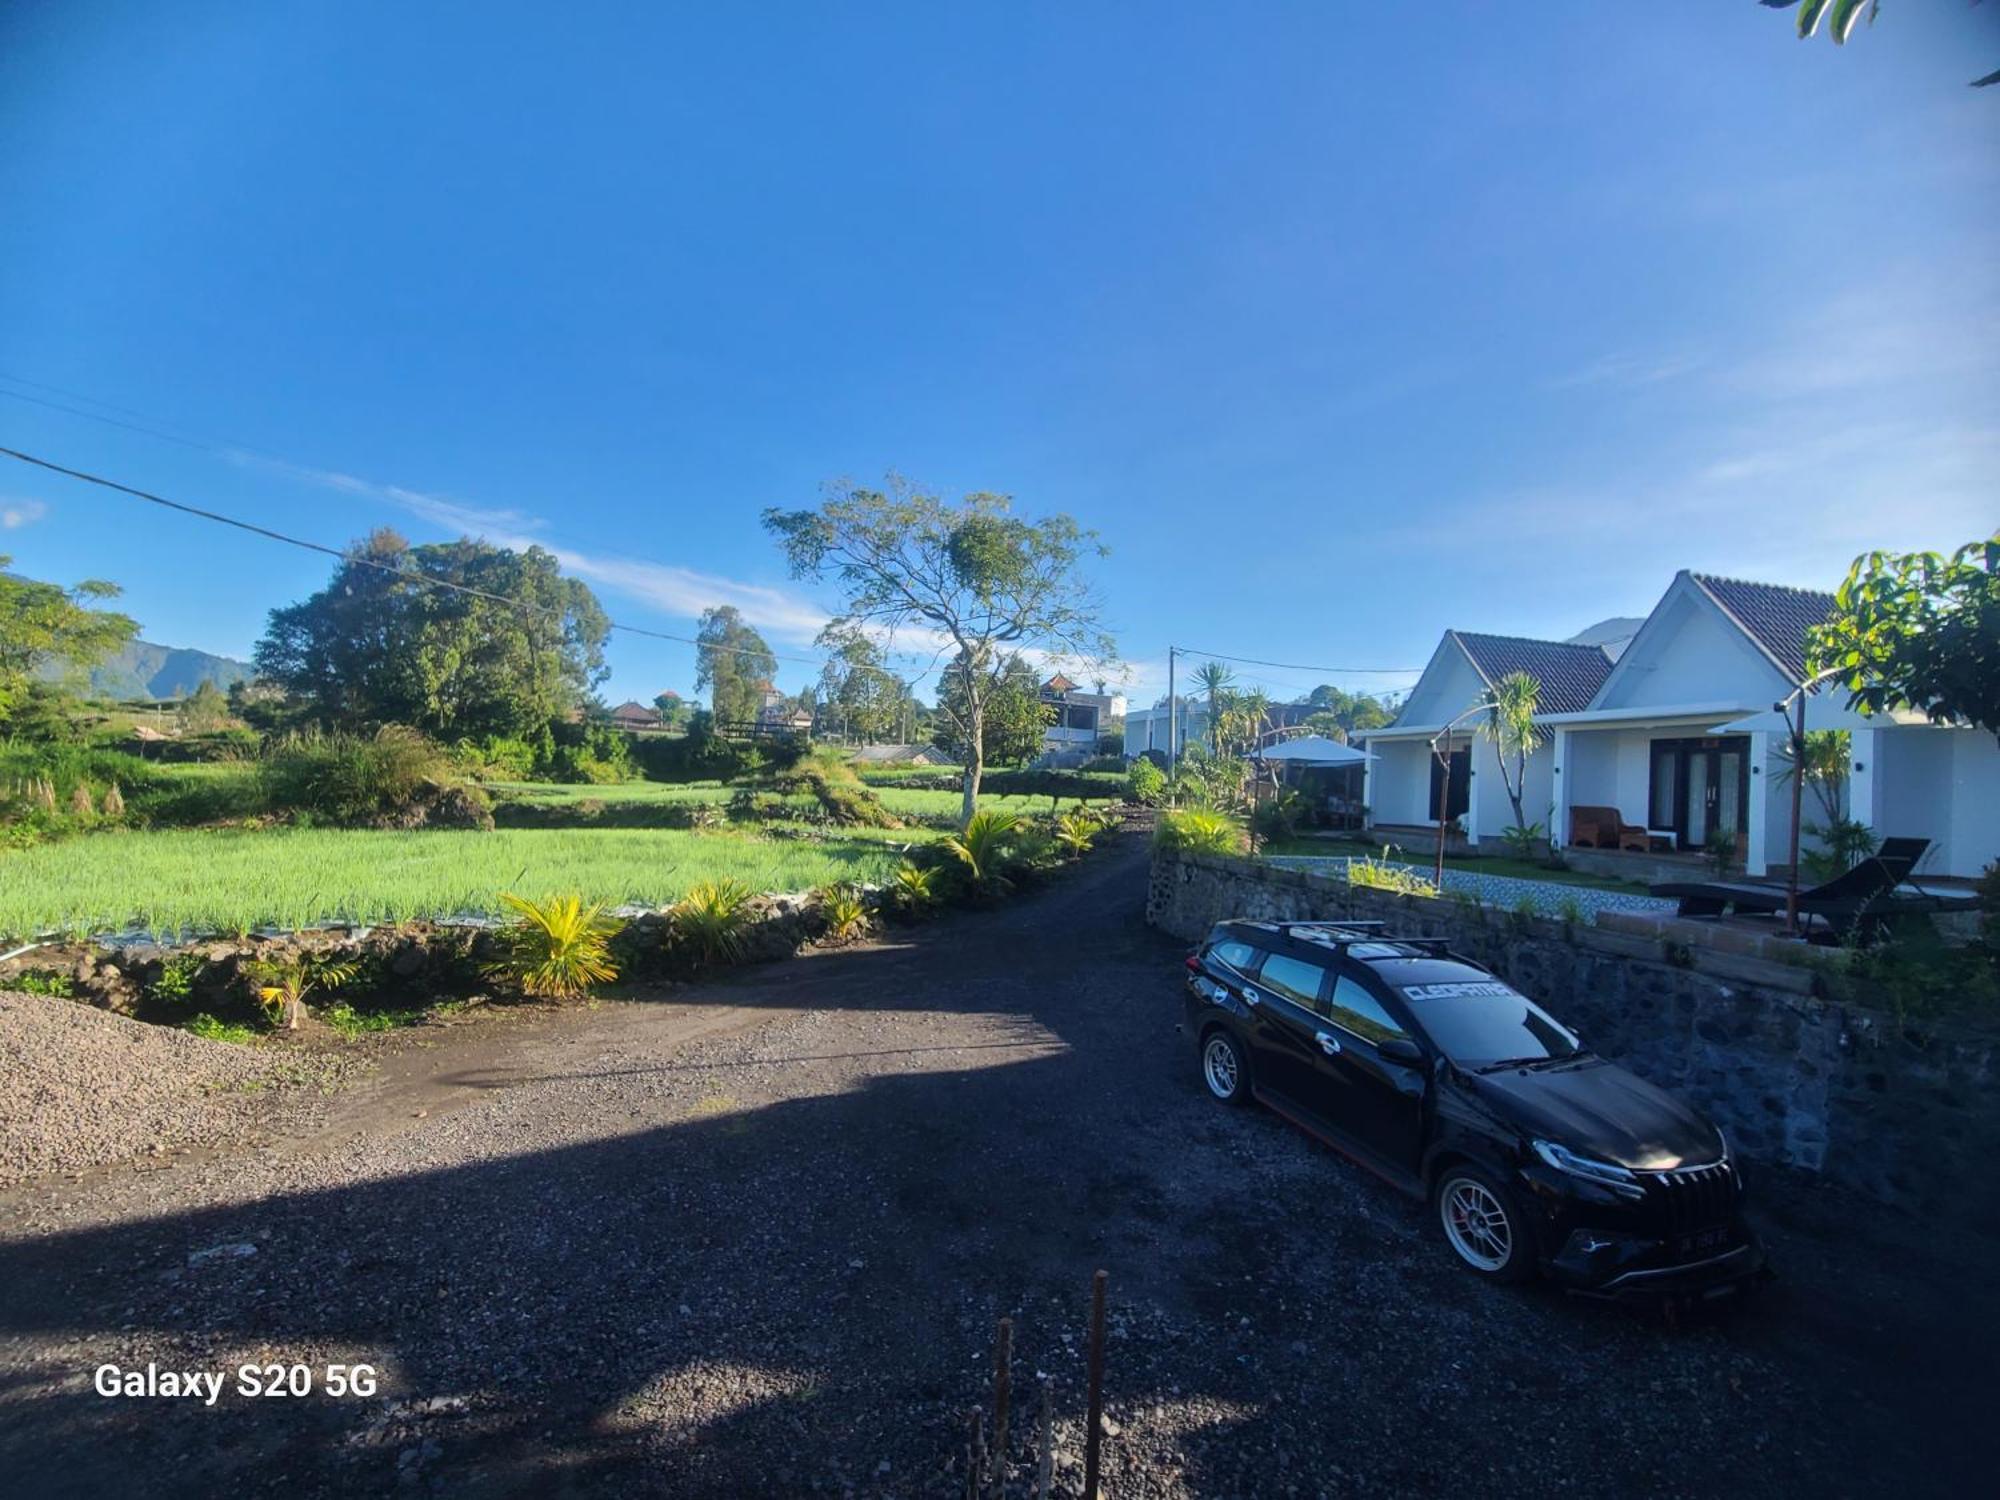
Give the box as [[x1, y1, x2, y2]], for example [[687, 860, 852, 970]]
[[1209, 939, 1263, 974], [1391, 969, 1578, 1067], [1325, 976, 1407, 1044], [1255, 953, 1327, 1008]]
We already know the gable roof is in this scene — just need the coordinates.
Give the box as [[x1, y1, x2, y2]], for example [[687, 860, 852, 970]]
[[1447, 631, 1614, 715], [609, 700, 655, 716], [1688, 574, 1835, 683]]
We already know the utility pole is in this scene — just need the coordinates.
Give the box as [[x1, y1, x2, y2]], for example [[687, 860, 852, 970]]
[[1167, 645, 1179, 772]]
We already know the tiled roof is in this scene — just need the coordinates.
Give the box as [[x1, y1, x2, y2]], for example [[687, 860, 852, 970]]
[[1447, 631, 1614, 715], [1689, 574, 1836, 683]]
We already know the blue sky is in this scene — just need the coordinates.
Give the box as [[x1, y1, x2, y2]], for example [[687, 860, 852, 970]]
[[2, 2, 1996, 709]]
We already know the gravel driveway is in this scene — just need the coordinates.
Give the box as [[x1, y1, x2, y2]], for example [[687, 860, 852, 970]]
[[0, 837, 1990, 1497]]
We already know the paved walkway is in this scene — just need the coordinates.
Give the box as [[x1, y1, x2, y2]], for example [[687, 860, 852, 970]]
[[1263, 855, 1676, 919]]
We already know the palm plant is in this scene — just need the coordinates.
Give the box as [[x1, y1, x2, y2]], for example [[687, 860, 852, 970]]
[[889, 860, 940, 917], [1152, 808, 1246, 856], [1775, 729, 1850, 825], [944, 808, 1022, 892], [671, 878, 757, 965], [1477, 671, 1543, 831], [246, 951, 359, 1030], [815, 882, 871, 943], [488, 891, 620, 1000], [1054, 807, 1099, 858], [1193, 661, 1234, 752]]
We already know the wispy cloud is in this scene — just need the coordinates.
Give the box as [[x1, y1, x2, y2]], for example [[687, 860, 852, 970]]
[[244, 452, 838, 647], [1545, 350, 1706, 391], [2, 497, 48, 529]]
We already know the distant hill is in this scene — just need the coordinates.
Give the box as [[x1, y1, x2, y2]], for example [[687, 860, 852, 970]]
[[44, 640, 254, 701], [1566, 616, 1647, 661]]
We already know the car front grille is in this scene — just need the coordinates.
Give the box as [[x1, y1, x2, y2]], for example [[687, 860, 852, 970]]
[[1644, 1161, 1738, 1237]]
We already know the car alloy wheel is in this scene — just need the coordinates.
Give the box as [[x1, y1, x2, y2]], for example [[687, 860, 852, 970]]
[[1201, 1031, 1246, 1104], [1436, 1168, 1529, 1281]]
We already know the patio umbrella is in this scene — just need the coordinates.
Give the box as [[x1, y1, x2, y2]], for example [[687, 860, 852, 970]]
[[1253, 735, 1373, 765]]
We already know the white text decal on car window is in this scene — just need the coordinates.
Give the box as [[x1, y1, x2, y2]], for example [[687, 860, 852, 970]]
[[1402, 981, 1519, 1001]]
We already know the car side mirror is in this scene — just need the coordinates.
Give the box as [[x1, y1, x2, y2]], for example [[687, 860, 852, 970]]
[[1378, 1037, 1424, 1066]]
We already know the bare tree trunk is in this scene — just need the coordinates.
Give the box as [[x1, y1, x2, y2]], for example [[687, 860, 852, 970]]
[[961, 694, 985, 826]]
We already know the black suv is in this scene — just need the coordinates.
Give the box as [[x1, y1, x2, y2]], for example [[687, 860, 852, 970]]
[[1184, 919, 1764, 1302]]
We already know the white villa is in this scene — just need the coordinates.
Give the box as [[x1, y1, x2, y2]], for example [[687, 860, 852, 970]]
[[1357, 571, 1998, 880], [1038, 675, 1125, 764]]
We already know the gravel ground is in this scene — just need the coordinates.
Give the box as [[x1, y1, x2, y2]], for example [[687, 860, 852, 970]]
[[0, 840, 1991, 1497], [0, 992, 359, 1184]]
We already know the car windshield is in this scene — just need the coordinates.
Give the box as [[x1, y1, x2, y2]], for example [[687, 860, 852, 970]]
[[1385, 963, 1579, 1068]]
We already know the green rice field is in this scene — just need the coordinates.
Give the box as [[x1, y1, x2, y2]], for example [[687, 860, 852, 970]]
[[0, 825, 915, 940]]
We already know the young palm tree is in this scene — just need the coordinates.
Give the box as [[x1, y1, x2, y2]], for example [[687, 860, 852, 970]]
[[1477, 671, 1544, 833], [1193, 661, 1234, 753]]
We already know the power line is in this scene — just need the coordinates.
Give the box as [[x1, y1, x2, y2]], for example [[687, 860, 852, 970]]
[[0, 444, 828, 670], [1171, 644, 1420, 677]]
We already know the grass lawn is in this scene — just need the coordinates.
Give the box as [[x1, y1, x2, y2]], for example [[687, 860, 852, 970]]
[[0, 825, 917, 940], [1261, 835, 1650, 893], [486, 778, 1073, 823]]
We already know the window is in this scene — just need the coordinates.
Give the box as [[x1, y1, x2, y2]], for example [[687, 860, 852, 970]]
[[1325, 976, 1408, 1045], [1209, 939, 1263, 974], [1255, 953, 1327, 1008]]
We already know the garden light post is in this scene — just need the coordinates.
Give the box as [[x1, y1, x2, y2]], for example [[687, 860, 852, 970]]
[[1429, 704, 1488, 887], [1777, 666, 1845, 939]]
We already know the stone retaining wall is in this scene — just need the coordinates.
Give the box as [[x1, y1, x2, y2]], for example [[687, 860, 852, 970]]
[[1150, 851, 2000, 1230]]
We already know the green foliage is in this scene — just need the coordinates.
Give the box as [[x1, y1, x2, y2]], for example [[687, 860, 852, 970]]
[[150, 952, 204, 1005], [321, 1002, 427, 1037], [1755, 0, 1998, 88], [1299, 684, 1391, 738], [1250, 790, 1303, 844], [769, 750, 899, 827], [245, 952, 358, 1029], [0, 554, 139, 730], [932, 652, 1053, 772], [1170, 748, 1248, 813], [185, 1012, 259, 1044], [1346, 851, 1439, 897], [816, 633, 912, 743], [1126, 756, 1167, 806], [1556, 895, 1587, 931], [1054, 806, 1100, 857], [488, 891, 620, 1000], [1774, 729, 1851, 825], [1802, 817, 1879, 883], [1153, 808, 1246, 857], [888, 860, 940, 917], [694, 605, 778, 726], [1808, 535, 2000, 742], [254, 528, 610, 737], [764, 477, 1114, 818], [1478, 671, 1543, 830], [1704, 826, 1740, 877], [7, 968, 75, 997], [261, 726, 490, 828], [1498, 819, 1547, 863], [814, 882, 870, 943], [672, 878, 757, 965], [944, 808, 1024, 891]]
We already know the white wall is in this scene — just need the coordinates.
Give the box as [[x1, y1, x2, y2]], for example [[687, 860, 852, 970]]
[[1366, 740, 1434, 826], [1396, 643, 1487, 727], [1872, 727, 1999, 879], [1595, 584, 1788, 713]]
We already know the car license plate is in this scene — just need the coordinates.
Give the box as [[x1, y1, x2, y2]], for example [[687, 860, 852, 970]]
[[1679, 1226, 1727, 1255]]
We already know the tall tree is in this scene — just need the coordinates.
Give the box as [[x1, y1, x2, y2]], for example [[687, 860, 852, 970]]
[[1754, 1, 1997, 87], [1808, 535, 2000, 745], [764, 477, 1114, 822], [932, 652, 1051, 769], [0, 554, 138, 728], [1477, 671, 1544, 831], [818, 630, 907, 743], [1193, 661, 1234, 753], [693, 605, 777, 727], [1301, 684, 1391, 739], [254, 529, 609, 737]]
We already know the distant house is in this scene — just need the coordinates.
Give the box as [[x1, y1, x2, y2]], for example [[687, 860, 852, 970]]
[[1123, 701, 1207, 760], [1038, 675, 1124, 765], [1356, 570, 1999, 879], [850, 743, 955, 767], [606, 700, 661, 731], [754, 682, 815, 735]]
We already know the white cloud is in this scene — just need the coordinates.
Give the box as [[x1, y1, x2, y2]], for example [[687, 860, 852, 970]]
[[1545, 350, 1706, 391], [1, 497, 48, 529]]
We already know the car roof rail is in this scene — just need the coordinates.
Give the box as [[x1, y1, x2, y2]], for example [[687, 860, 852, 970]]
[[1253, 920, 1459, 960]]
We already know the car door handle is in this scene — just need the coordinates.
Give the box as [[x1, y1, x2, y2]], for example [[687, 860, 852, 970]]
[[1315, 1031, 1342, 1056], [1241, 990, 1261, 1007]]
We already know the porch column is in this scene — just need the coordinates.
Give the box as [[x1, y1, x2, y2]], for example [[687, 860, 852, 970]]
[[1463, 738, 1481, 847], [1745, 730, 1771, 876], [1848, 729, 1878, 830], [1360, 746, 1373, 831], [1551, 729, 1570, 849]]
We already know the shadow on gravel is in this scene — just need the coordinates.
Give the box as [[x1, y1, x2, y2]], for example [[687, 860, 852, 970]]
[[0, 843, 1991, 1498]]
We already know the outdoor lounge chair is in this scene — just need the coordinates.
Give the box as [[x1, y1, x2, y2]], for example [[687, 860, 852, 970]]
[[1649, 837, 1977, 942]]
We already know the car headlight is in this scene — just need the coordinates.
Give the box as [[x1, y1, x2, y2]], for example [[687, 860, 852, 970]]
[[1532, 1139, 1645, 1199]]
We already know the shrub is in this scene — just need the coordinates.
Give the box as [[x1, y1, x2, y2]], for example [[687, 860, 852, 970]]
[[149, 952, 204, 1005], [1250, 790, 1303, 843], [262, 726, 489, 829], [1499, 820, 1546, 862], [815, 883, 870, 943], [944, 809, 1024, 893], [7, 968, 75, 998], [322, 1002, 426, 1037], [1153, 809, 1246, 857], [1126, 757, 1167, 806], [1346, 850, 1438, 897], [185, 1012, 259, 1044], [672, 878, 757, 965], [1054, 807, 1099, 858], [487, 891, 621, 1000]]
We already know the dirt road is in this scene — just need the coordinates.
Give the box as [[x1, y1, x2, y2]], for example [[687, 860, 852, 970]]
[[0, 838, 1990, 1496]]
